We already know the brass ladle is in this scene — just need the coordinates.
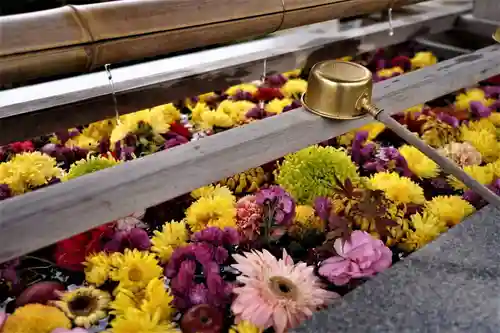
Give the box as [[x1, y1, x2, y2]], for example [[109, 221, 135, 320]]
[[302, 60, 500, 208]]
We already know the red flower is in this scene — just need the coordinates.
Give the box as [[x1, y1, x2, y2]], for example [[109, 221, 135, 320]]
[[391, 56, 411, 72], [170, 122, 192, 139], [9, 141, 34, 153], [54, 223, 115, 271], [254, 87, 283, 101], [485, 74, 500, 85]]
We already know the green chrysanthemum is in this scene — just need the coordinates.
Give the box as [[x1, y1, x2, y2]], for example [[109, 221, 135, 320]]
[[64, 154, 121, 181], [276, 145, 360, 204]]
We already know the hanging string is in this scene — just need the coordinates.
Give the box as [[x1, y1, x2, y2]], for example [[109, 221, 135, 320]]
[[104, 64, 121, 123], [388, 6, 394, 36]]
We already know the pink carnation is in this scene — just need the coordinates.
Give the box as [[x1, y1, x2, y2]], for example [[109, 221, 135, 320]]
[[235, 195, 263, 242], [318, 231, 392, 285]]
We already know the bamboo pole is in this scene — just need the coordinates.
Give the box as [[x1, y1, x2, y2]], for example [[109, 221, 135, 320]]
[[0, 0, 425, 85]]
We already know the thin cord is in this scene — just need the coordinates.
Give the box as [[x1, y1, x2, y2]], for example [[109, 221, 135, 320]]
[[104, 64, 121, 123], [388, 7, 394, 36], [274, 0, 286, 33]]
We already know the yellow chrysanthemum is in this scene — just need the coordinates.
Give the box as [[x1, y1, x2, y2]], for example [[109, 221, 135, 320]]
[[2, 304, 71, 333], [290, 205, 324, 236], [216, 100, 256, 123], [280, 79, 307, 98], [399, 212, 448, 252], [151, 221, 189, 263], [191, 184, 234, 200], [447, 164, 495, 191], [190, 102, 212, 125], [425, 196, 475, 227], [377, 66, 404, 78], [200, 110, 235, 129], [229, 320, 264, 333], [282, 68, 302, 78], [140, 278, 175, 322], [84, 252, 112, 286], [110, 249, 163, 292], [488, 112, 500, 126], [225, 83, 258, 96], [186, 192, 237, 232], [461, 127, 499, 162], [455, 88, 495, 111], [399, 145, 440, 178], [110, 278, 174, 323], [0, 152, 64, 194], [358, 122, 386, 141], [265, 98, 294, 114], [489, 159, 500, 178], [64, 154, 121, 181], [198, 92, 218, 102], [81, 118, 117, 141], [110, 308, 179, 333], [218, 167, 268, 194], [410, 51, 437, 69], [404, 104, 425, 114], [368, 172, 425, 205], [110, 109, 171, 143], [465, 118, 497, 134], [54, 286, 110, 328], [150, 103, 181, 125], [65, 134, 100, 150]]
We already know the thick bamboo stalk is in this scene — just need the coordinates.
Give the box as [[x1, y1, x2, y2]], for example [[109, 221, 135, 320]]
[[0, 0, 425, 85]]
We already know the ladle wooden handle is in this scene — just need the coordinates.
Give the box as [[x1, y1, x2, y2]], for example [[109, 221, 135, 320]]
[[365, 104, 500, 208]]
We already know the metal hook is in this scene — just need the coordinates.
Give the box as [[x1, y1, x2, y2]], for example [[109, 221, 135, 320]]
[[104, 64, 121, 123]]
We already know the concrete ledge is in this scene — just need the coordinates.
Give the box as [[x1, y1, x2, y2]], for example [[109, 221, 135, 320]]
[[294, 205, 500, 333]]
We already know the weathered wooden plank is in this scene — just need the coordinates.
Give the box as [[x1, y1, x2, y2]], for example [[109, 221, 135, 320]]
[[0, 1, 470, 144], [473, 0, 500, 22], [1, 44, 500, 263]]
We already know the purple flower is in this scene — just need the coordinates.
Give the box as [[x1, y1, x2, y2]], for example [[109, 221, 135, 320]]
[[0, 184, 12, 201], [363, 147, 412, 177], [266, 74, 288, 87], [282, 100, 302, 112], [436, 112, 459, 128], [164, 132, 189, 149], [469, 101, 492, 118], [192, 227, 239, 247], [104, 228, 151, 252], [463, 178, 500, 208], [255, 186, 296, 226], [245, 105, 266, 119], [230, 91, 255, 102], [0, 258, 20, 287], [314, 197, 332, 222], [483, 86, 500, 99]]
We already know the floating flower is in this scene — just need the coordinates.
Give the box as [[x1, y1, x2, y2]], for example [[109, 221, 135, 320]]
[[235, 195, 263, 242], [447, 164, 494, 191], [255, 185, 296, 227], [186, 189, 237, 232], [51, 328, 89, 333], [225, 84, 258, 96], [410, 51, 437, 69], [180, 304, 224, 333], [110, 308, 179, 333], [104, 228, 151, 253], [229, 321, 263, 333], [438, 142, 482, 167], [151, 221, 189, 263], [399, 213, 448, 252], [65, 135, 99, 151], [461, 127, 499, 163], [110, 249, 163, 292], [318, 230, 392, 285], [425, 196, 475, 227], [54, 286, 110, 328], [216, 100, 256, 124], [231, 249, 336, 333], [2, 304, 71, 333], [0, 152, 64, 194], [399, 145, 440, 178], [368, 172, 425, 205], [84, 252, 112, 286], [64, 154, 120, 181], [455, 88, 495, 111], [276, 145, 360, 204], [15, 281, 65, 307], [280, 79, 307, 98], [290, 204, 324, 237], [265, 98, 294, 114], [375, 66, 404, 80], [110, 109, 171, 144], [218, 167, 268, 194]]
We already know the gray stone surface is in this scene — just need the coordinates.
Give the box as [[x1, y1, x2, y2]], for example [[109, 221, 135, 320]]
[[294, 205, 500, 333]]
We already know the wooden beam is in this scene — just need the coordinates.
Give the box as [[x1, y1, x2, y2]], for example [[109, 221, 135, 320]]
[[1, 44, 500, 263], [0, 1, 471, 144], [473, 0, 500, 22]]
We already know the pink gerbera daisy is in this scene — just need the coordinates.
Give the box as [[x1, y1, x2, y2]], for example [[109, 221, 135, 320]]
[[231, 249, 337, 333]]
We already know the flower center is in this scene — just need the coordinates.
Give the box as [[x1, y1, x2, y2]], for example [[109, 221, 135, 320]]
[[269, 276, 298, 300], [68, 295, 98, 316], [128, 267, 143, 282]]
